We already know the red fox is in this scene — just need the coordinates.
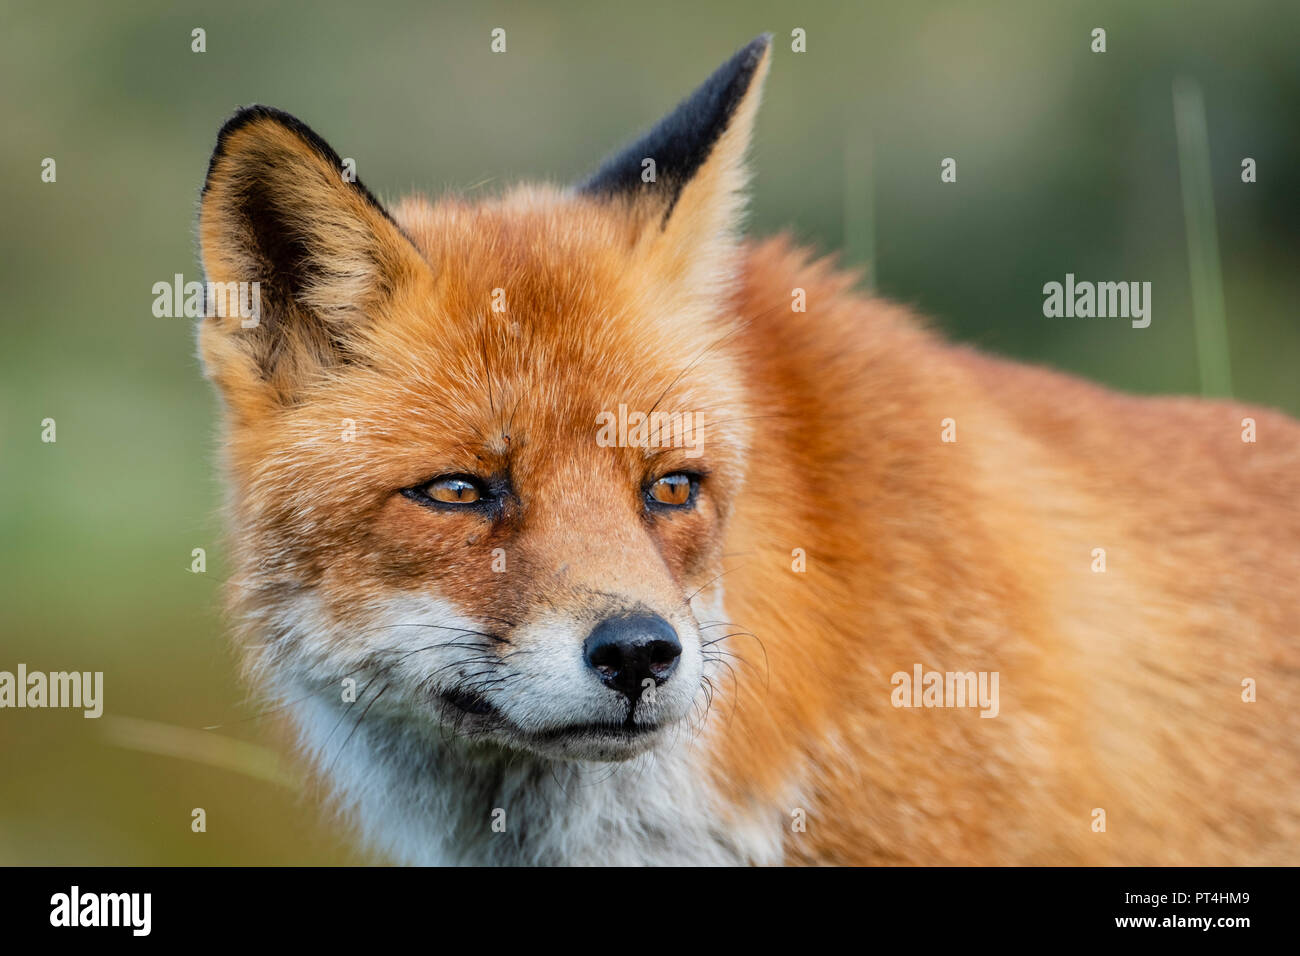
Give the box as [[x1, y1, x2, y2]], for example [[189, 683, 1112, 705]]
[[198, 35, 1300, 865]]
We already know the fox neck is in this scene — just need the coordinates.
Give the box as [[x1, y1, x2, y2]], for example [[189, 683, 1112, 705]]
[[287, 688, 781, 866]]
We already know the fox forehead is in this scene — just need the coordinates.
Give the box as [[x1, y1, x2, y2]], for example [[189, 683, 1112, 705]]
[[223, 187, 744, 476], [378, 186, 738, 381], [392, 186, 644, 299]]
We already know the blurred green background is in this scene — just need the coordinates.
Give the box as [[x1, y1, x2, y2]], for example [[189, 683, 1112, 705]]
[[1, 0, 1297, 864]]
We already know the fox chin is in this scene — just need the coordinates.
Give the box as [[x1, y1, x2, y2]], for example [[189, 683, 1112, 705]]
[[196, 35, 1300, 866]]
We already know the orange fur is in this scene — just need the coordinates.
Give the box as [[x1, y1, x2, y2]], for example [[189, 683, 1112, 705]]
[[198, 41, 1300, 864], [716, 240, 1300, 863]]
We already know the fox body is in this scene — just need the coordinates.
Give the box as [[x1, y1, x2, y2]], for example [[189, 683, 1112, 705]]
[[198, 36, 1300, 865]]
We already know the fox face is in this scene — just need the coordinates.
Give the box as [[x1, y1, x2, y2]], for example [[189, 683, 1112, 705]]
[[198, 40, 771, 767]]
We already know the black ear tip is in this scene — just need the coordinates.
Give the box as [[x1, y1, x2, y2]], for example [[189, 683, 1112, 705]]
[[712, 34, 774, 106], [726, 34, 773, 81], [734, 33, 773, 70], [203, 105, 342, 196], [211, 105, 317, 160], [215, 104, 297, 140]]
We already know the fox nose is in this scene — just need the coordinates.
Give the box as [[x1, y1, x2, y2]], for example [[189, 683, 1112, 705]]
[[583, 613, 682, 700]]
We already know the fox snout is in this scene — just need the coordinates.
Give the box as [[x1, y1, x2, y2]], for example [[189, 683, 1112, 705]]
[[501, 595, 703, 724], [583, 612, 682, 702]]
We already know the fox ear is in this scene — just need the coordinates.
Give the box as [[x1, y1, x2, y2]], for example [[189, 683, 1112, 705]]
[[198, 106, 426, 411], [576, 35, 772, 291]]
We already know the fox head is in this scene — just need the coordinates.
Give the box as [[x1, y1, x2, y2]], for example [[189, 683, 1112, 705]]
[[198, 36, 771, 766]]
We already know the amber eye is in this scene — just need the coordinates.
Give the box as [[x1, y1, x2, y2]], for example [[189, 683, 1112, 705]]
[[422, 476, 483, 505], [647, 473, 695, 508]]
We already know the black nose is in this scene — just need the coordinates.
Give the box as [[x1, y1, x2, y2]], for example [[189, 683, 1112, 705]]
[[583, 613, 682, 700]]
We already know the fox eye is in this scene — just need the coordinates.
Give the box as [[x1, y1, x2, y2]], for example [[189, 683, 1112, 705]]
[[647, 473, 696, 509], [417, 475, 484, 505]]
